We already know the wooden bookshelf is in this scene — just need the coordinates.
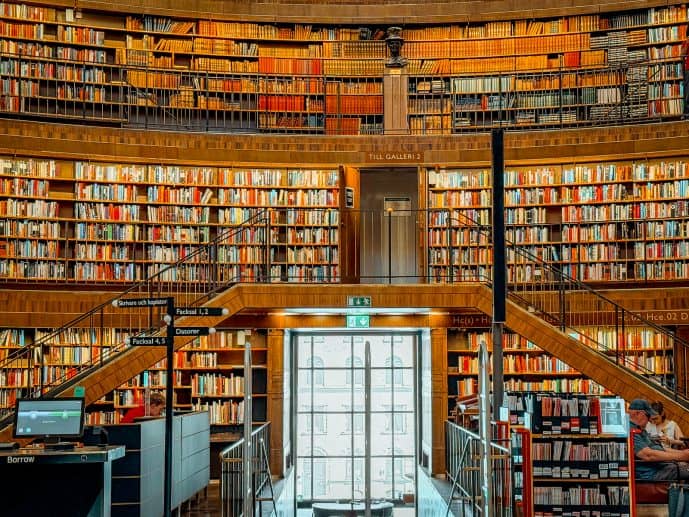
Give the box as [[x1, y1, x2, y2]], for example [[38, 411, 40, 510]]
[[405, 5, 688, 132], [1, 1, 684, 133], [427, 158, 689, 284], [83, 329, 269, 427], [0, 155, 341, 284], [447, 329, 609, 420], [511, 394, 631, 517]]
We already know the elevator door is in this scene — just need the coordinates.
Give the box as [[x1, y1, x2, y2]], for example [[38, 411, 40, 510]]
[[360, 169, 419, 283], [295, 332, 417, 510]]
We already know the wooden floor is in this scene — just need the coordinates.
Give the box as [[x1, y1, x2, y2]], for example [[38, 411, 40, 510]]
[[181, 482, 419, 516], [183, 481, 221, 517]]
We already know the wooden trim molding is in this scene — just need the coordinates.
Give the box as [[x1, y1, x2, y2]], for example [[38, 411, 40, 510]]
[[1, 120, 689, 169], [30, 0, 673, 25]]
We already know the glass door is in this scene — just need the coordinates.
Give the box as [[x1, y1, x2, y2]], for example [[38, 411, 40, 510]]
[[295, 332, 417, 513]]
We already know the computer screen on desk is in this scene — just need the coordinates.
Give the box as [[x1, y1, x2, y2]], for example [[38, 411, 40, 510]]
[[13, 398, 85, 440]]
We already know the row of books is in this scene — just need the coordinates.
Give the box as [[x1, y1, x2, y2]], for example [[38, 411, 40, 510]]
[[432, 161, 689, 189]]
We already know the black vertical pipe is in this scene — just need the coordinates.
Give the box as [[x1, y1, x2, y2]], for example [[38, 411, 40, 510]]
[[492, 129, 506, 420], [164, 297, 174, 517]]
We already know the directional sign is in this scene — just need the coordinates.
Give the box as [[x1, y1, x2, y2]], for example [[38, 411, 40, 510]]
[[347, 296, 371, 308], [174, 327, 215, 337], [115, 297, 169, 308], [174, 307, 228, 317], [346, 314, 370, 328], [129, 336, 170, 346]]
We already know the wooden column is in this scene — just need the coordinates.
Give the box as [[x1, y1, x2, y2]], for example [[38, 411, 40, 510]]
[[340, 165, 361, 283], [267, 328, 284, 476], [431, 327, 448, 475], [383, 68, 409, 135]]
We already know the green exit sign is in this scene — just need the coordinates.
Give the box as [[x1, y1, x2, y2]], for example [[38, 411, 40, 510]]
[[346, 314, 370, 328], [347, 296, 371, 307]]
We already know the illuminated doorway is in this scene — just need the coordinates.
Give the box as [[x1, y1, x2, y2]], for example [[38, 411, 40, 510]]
[[295, 331, 418, 513]]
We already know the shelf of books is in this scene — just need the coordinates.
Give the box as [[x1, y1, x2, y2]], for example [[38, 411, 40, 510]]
[[0, 328, 31, 411], [322, 27, 385, 135], [447, 323, 672, 421], [508, 393, 631, 517], [0, 154, 341, 284], [427, 157, 689, 284], [405, 5, 687, 133], [216, 167, 340, 283], [3, 1, 683, 133], [447, 329, 610, 420], [511, 426, 532, 517], [0, 326, 130, 415], [567, 325, 674, 384], [84, 328, 268, 428]]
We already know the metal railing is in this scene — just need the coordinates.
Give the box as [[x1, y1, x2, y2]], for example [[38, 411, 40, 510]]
[[0, 208, 269, 425], [445, 420, 512, 516], [0, 48, 684, 134], [220, 422, 272, 517], [434, 208, 689, 404]]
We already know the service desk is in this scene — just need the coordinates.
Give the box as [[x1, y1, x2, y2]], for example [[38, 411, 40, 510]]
[[0, 445, 125, 517], [312, 501, 394, 517]]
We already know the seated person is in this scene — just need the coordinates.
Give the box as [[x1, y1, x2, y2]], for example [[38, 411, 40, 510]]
[[121, 392, 165, 424], [629, 398, 689, 480], [646, 401, 685, 450]]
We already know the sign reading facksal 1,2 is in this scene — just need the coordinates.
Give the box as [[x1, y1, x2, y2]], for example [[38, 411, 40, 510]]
[[174, 307, 229, 317]]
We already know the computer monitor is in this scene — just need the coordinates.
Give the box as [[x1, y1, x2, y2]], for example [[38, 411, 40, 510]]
[[13, 398, 85, 449]]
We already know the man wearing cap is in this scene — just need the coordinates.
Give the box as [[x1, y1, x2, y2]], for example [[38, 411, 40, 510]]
[[629, 398, 689, 480]]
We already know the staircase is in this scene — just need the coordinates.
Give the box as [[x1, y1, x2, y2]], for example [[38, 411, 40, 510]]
[[1, 208, 689, 438]]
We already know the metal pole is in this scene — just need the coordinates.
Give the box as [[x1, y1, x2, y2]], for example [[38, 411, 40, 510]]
[[478, 340, 493, 517], [242, 336, 253, 517], [266, 210, 272, 282], [491, 128, 506, 419], [164, 296, 175, 517], [446, 212, 452, 283], [364, 340, 371, 517], [387, 208, 393, 284]]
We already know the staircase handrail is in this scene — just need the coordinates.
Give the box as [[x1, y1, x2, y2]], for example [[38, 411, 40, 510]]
[[440, 207, 689, 407], [0, 209, 269, 418]]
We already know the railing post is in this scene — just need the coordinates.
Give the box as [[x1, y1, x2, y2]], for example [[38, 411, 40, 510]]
[[558, 269, 567, 332], [205, 70, 210, 132], [446, 211, 452, 283], [365, 341, 372, 516], [266, 210, 272, 283], [559, 65, 563, 128], [163, 296, 175, 517], [99, 307, 104, 367], [478, 340, 493, 517], [615, 305, 621, 365], [242, 336, 253, 517], [387, 207, 393, 284]]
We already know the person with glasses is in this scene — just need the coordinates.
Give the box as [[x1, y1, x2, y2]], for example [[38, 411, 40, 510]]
[[629, 398, 689, 480]]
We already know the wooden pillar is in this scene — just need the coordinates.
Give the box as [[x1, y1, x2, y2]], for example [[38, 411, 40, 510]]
[[383, 68, 409, 135], [267, 328, 284, 476], [340, 165, 361, 283], [431, 327, 448, 475]]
